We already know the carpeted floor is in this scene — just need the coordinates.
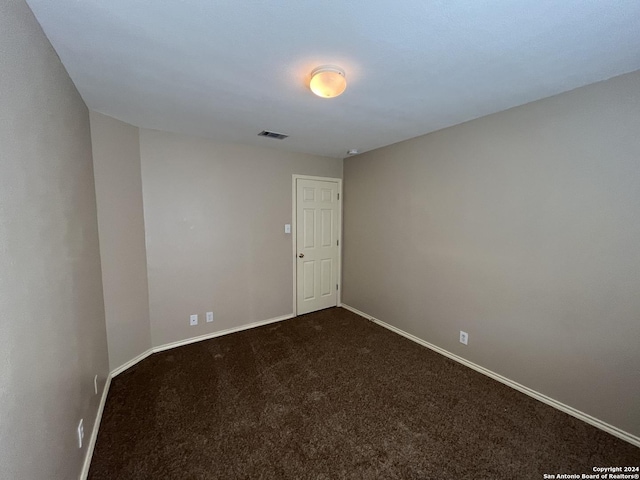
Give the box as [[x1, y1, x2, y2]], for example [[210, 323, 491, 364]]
[[89, 307, 639, 479]]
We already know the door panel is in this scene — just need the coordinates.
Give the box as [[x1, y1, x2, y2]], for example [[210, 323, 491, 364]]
[[321, 209, 332, 246], [303, 209, 315, 248], [320, 259, 332, 296], [296, 178, 339, 314], [303, 261, 315, 300]]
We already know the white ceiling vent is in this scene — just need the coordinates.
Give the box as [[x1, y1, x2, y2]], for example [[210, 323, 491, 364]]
[[258, 130, 288, 140]]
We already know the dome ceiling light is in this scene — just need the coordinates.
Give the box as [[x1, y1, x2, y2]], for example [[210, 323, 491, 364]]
[[309, 65, 347, 98]]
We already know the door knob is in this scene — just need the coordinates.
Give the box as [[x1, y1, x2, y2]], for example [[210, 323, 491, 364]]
[[298, 253, 304, 258]]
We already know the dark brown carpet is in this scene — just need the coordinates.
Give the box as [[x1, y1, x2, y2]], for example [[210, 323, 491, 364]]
[[89, 307, 639, 479]]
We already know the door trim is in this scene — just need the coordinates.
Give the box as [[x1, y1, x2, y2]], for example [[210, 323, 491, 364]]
[[292, 175, 342, 315]]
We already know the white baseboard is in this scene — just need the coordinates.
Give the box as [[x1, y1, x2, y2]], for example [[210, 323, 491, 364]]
[[79, 374, 112, 480], [153, 313, 295, 354], [340, 304, 371, 320], [340, 304, 640, 448], [110, 348, 154, 377], [111, 313, 296, 377]]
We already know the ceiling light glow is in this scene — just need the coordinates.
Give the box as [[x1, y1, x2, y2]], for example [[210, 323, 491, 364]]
[[310, 65, 347, 98]]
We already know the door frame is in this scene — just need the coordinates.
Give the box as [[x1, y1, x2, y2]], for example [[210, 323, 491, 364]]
[[292, 174, 343, 315]]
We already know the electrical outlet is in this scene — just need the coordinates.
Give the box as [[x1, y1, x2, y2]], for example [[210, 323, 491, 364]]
[[206, 311, 214, 323], [190, 314, 198, 326], [94, 375, 98, 395], [77, 419, 84, 448], [460, 331, 469, 345]]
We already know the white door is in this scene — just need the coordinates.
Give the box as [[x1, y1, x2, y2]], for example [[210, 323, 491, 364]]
[[296, 178, 340, 315]]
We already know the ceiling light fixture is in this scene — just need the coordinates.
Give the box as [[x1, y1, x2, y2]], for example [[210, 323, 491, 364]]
[[309, 65, 347, 98]]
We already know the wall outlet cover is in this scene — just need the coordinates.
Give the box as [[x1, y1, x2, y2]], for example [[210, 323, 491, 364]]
[[77, 419, 84, 448], [190, 314, 198, 326], [206, 311, 214, 323], [460, 331, 469, 345]]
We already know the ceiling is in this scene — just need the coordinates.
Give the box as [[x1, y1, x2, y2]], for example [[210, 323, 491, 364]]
[[26, 0, 640, 158]]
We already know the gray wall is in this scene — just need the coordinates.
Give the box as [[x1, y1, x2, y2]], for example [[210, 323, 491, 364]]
[[0, 1, 109, 478], [343, 70, 640, 437], [90, 111, 152, 371], [140, 129, 342, 346]]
